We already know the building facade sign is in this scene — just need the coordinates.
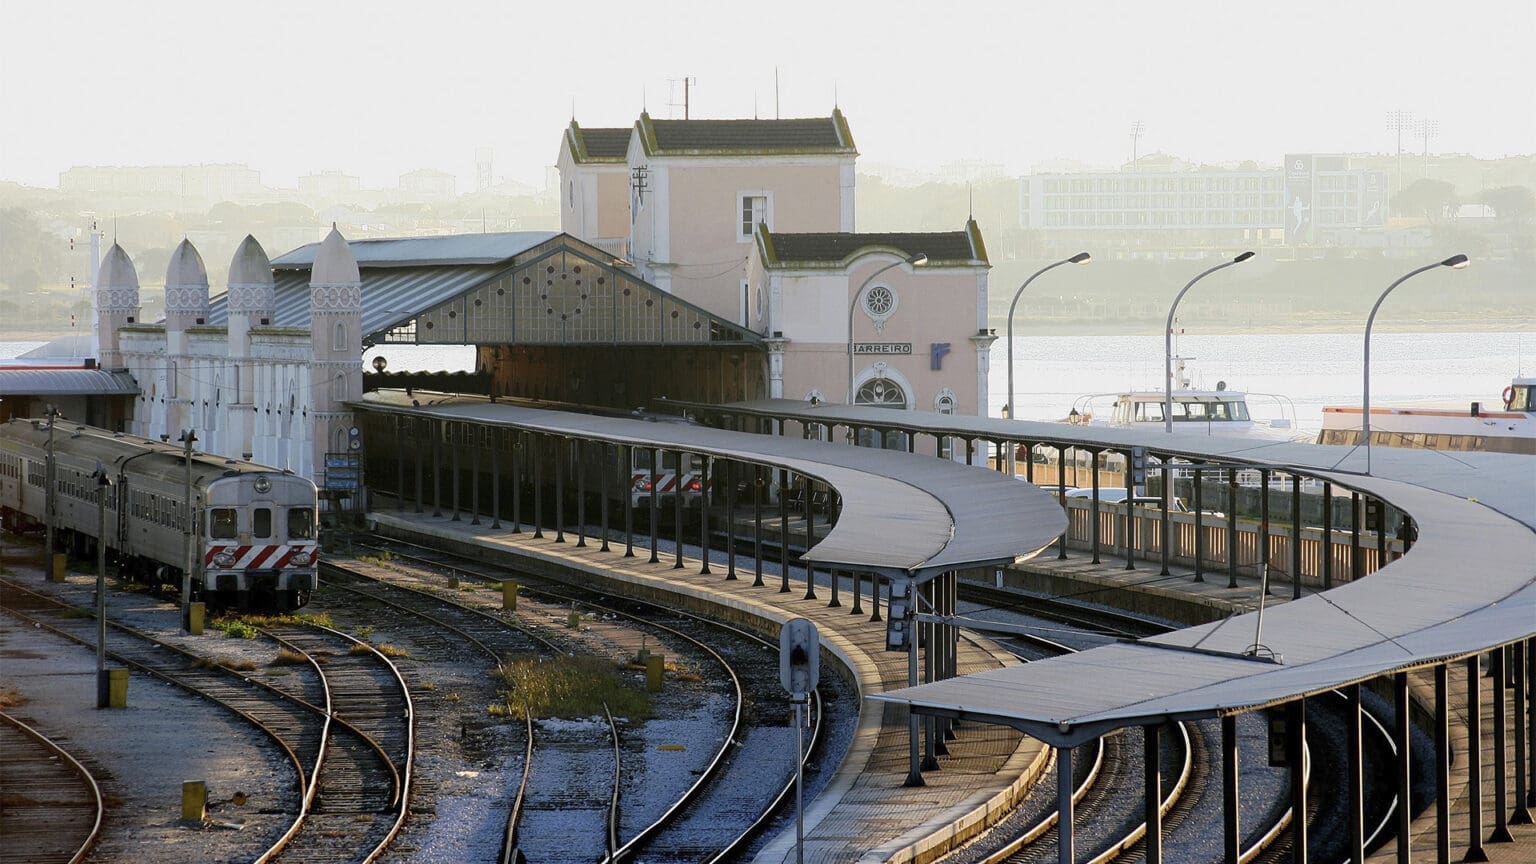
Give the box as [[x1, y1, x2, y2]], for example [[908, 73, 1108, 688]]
[[854, 342, 912, 355]]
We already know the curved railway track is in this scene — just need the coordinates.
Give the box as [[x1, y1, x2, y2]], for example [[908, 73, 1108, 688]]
[[0, 710, 103, 864], [349, 535, 829, 863], [0, 577, 414, 864]]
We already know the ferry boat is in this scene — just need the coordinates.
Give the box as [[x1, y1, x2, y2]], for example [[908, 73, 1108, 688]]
[[1317, 376, 1536, 455], [1067, 357, 1301, 440]]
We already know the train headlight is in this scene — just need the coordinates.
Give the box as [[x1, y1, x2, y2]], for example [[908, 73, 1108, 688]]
[[289, 549, 315, 567], [212, 551, 237, 568], [634, 476, 653, 492]]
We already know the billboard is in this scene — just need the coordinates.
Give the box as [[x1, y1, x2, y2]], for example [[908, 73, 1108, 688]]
[[1283, 154, 1314, 246]]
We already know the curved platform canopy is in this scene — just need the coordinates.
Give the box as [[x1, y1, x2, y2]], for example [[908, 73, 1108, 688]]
[[351, 390, 1067, 581], [701, 400, 1536, 747], [205, 231, 761, 349], [0, 367, 140, 396]]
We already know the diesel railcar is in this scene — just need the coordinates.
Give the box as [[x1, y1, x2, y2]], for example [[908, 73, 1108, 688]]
[[0, 418, 319, 610]]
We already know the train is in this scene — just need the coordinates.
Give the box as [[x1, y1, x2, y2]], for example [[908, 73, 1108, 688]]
[[0, 418, 320, 610]]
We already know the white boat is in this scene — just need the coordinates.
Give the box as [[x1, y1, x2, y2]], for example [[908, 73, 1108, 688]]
[[1067, 357, 1302, 440], [1317, 376, 1536, 455]]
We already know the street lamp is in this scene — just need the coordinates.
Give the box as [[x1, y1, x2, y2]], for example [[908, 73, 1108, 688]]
[[1363, 254, 1468, 473], [847, 253, 927, 405], [1164, 252, 1256, 433], [1005, 252, 1090, 420]]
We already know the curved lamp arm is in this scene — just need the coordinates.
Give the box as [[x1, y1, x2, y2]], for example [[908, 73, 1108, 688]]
[[847, 253, 927, 404], [1163, 251, 1255, 433]]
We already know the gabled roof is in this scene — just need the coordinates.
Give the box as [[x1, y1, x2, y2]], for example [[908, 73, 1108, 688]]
[[271, 231, 559, 269], [564, 122, 631, 164], [635, 109, 856, 157], [758, 220, 989, 268]]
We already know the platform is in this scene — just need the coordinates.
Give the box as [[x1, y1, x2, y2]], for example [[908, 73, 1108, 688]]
[[368, 510, 1051, 864]]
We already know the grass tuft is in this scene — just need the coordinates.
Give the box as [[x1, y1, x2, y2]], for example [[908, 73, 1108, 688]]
[[494, 654, 654, 721]]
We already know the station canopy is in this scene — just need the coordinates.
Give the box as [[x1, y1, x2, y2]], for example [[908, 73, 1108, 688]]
[[206, 232, 760, 349]]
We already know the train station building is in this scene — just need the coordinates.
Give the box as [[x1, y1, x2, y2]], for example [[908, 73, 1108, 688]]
[[85, 109, 994, 487]]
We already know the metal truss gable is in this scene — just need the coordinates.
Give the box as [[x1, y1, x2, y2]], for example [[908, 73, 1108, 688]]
[[407, 241, 761, 348]]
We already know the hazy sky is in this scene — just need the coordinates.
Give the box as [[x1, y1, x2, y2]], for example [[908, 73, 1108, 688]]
[[2, 0, 1531, 190]]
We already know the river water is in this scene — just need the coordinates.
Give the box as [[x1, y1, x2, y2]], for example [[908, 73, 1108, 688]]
[[7, 332, 1531, 436]]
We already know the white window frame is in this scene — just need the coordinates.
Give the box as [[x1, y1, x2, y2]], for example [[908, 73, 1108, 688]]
[[738, 192, 772, 242]]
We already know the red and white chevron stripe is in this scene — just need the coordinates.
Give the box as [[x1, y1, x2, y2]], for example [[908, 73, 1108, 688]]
[[205, 544, 316, 569]]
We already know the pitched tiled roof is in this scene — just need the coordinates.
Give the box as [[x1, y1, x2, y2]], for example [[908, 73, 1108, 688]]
[[637, 110, 855, 156], [566, 123, 631, 163], [762, 225, 986, 267]]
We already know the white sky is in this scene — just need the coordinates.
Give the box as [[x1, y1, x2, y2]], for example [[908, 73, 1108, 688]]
[[2, 0, 1531, 190]]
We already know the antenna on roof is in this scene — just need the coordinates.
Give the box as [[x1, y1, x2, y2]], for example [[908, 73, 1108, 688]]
[[753, 92, 758, 120], [775, 67, 781, 119], [571, 97, 576, 121], [968, 183, 974, 221], [832, 80, 838, 109]]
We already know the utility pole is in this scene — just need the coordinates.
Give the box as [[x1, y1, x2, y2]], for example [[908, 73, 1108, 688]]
[[181, 429, 197, 631], [93, 464, 112, 707], [44, 408, 58, 559]]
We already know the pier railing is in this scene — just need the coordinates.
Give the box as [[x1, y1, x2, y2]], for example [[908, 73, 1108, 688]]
[[1061, 500, 1395, 586]]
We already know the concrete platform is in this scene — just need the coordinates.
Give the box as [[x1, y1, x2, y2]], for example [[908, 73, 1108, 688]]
[[367, 511, 1050, 864]]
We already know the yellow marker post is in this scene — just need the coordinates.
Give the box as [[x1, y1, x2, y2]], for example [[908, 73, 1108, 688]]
[[182, 780, 207, 821], [566, 610, 581, 629], [502, 581, 518, 611], [49, 553, 67, 583], [106, 668, 129, 708], [646, 654, 664, 692], [187, 602, 205, 636]]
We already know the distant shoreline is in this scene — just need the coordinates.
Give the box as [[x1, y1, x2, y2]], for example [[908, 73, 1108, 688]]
[[991, 318, 1536, 337]]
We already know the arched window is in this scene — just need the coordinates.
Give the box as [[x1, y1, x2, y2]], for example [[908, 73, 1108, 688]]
[[855, 377, 907, 409], [933, 389, 957, 459], [333, 322, 347, 351]]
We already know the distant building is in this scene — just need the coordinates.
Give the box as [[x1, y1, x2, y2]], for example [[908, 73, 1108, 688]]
[[1018, 154, 1389, 257], [58, 163, 263, 207], [399, 168, 457, 199], [298, 170, 362, 200]]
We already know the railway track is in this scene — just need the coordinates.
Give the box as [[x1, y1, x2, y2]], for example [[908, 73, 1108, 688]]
[[0, 577, 414, 864], [0, 710, 103, 864], [259, 624, 414, 864], [348, 535, 830, 863]]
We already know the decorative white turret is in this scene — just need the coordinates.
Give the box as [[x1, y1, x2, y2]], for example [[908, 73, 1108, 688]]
[[162, 239, 210, 439], [94, 243, 141, 368], [164, 239, 210, 334], [307, 225, 363, 482], [226, 234, 275, 352]]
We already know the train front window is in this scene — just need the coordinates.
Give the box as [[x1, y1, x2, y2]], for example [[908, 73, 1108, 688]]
[[253, 507, 272, 538], [210, 508, 238, 539], [288, 507, 315, 539]]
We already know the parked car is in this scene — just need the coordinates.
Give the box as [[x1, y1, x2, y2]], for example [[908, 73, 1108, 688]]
[[1063, 487, 1192, 513]]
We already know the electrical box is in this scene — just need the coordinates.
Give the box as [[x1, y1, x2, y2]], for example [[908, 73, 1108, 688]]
[[885, 579, 914, 652], [1267, 711, 1289, 767], [1130, 446, 1148, 487]]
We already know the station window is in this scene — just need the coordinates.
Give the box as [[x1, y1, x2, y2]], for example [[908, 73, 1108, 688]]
[[253, 507, 272, 538], [210, 508, 238, 539], [288, 507, 315, 540]]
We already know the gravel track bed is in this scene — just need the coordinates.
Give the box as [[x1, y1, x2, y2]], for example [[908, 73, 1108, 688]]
[[0, 552, 296, 863]]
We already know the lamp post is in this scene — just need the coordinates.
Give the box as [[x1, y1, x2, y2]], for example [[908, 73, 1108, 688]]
[[1005, 252, 1090, 420], [93, 463, 112, 707], [847, 253, 928, 405], [1364, 254, 1468, 473], [179, 429, 198, 631], [1164, 252, 1255, 433]]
